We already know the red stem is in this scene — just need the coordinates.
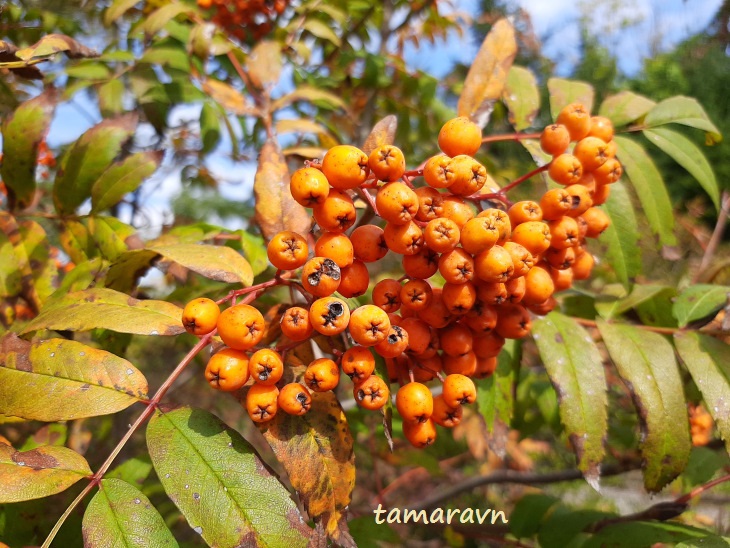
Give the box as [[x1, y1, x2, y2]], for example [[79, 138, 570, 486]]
[[481, 132, 541, 144]]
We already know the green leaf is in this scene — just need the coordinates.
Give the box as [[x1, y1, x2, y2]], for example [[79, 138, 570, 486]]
[[614, 135, 676, 247], [1, 89, 56, 210], [87, 216, 131, 261], [509, 494, 560, 539], [142, 3, 191, 37], [0, 233, 22, 298], [502, 65, 540, 131], [200, 102, 220, 154], [597, 284, 674, 320], [583, 520, 714, 548], [673, 284, 730, 328], [347, 515, 400, 548], [19, 423, 68, 451], [597, 321, 691, 491], [53, 114, 138, 215], [532, 312, 607, 486], [539, 507, 613, 547], [237, 231, 268, 277], [106, 456, 153, 488], [674, 332, 730, 455], [65, 62, 111, 80], [149, 243, 253, 286], [0, 333, 148, 421], [598, 182, 641, 290], [302, 19, 341, 46], [60, 219, 93, 264], [139, 46, 191, 72], [22, 287, 184, 336], [476, 339, 520, 438], [598, 90, 655, 127], [0, 444, 91, 503], [104, 250, 157, 293], [644, 96, 722, 144], [98, 79, 125, 117], [677, 536, 730, 548], [643, 127, 719, 210], [547, 77, 594, 119], [82, 478, 178, 548], [146, 407, 311, 548], [91, 151, 163, 213], [104, 0, 142, 25]]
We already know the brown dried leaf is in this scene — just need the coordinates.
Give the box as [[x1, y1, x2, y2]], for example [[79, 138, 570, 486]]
[[457, 18, 517, 128], [15, 34, 98, 61], [253, 138, 311, 242], [247, 40, 282, 89], [362, 115, 398, 155]]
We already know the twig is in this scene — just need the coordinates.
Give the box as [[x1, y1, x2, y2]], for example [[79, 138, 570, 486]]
[[695, 189, 730, 282]]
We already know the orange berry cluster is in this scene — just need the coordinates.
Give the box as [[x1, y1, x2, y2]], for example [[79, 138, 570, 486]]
[[196, 0, 288, 42], [182, 104, 621, 448]]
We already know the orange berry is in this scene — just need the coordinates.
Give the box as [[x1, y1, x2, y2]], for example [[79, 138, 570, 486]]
[[280, 306, 314, 341], [476, 208, 511, 243], [442, 281, 477, 315], [495, 304, 531, 339], [474, 245, 514, 283], [304, 358, 340, 392], [548, 153, 583, 186], [309, 296, 350, 336], [476, 281, 508, 306], [424, 217, 460, 253], [438, 248, 475, 285], [301, 256, 341, 297], [460, 217, 499, 255], [217, 304, 265, 350], [403, 417, 437, 448], [504, 275, 527, 304], [540, 123, 571, 156], [503, 241, 534, 278], [473, 331, 505, 358], [400, 279, 433, 312], [368, 144, 406, 182], [440, 196, 474, 229], [582, 207, 610, 238], [290, 167, 329, 207], [545, 246, 576, 270], [376, 182, 419, 225], [555, 102, 592, 141], [446, 155, 487, 196], [431, 395, 462, 428], [399, 317, 432, 355], [278, 383, 312, 415], [182, 297, 220, 336], [337, 260, 370, 298], [313, 188, 356, 232], [205, 348, 250, 391], [383, 221, 424, 256], [350, 225, 388, 263], [402, 247, 440, 279], [474, 355, 498, 378], [245, 383, 279, 423], [510, 221, 552, 256], [565, 184, 593, 217], [349, 305, 392, 347], [341, 345, 376, 383], [522, 264, 555, 306], [314, 232, 354, 268], [417, 288, 452, 329], [550, 265, 574, 291], [442, 374, 476, 407], [587, 116, 614, 142], [573, 136, 609, 171], [438, 117, 482, 157], [267, 230, 309, 270], [374, 325, 410, 358], [372, 278, 402, 313], [396, 382, 434, 424], [540, 188, 572, 220], [463, 299, 498, 335], [439, 323, 473, 356], [444, 350, 478, 376], [423, 155, 453, 189], [548, 216, 580, 249], [248, 348, 284, 386], [414, 185, 445, 221], [593, 157, 622, 185], [572, 250, 595, 280], [508, 200, 543, 226], [353, 375, 390, 411], [322, 145, 369, 190]]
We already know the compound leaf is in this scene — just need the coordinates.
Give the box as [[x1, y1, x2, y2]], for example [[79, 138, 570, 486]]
[[82, 478, 178, 548], [503, 65, 540, 131], [149, 243, 254, 286], [147, 407, 311, 548], [598, 321, 690, 492], [532, 312, 607, 487], [91, 151, 163, 213], [673, 285, 730, 328], [0, 333, 147, 421]]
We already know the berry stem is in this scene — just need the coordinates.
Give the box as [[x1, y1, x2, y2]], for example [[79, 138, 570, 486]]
[[499, 163, 550, 194], [481, 132, 541, 144], [675, 471, 730, 505], [357, 187, 380, 217], [41, 332, 215, 548]]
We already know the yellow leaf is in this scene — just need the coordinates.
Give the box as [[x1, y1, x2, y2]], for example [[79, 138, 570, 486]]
[[202, 79, 258, 116], [457, 18, 517, 128], [253, 138, 312, 241], [246, 40, 282, 89], [362, 115, 398, 155]]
